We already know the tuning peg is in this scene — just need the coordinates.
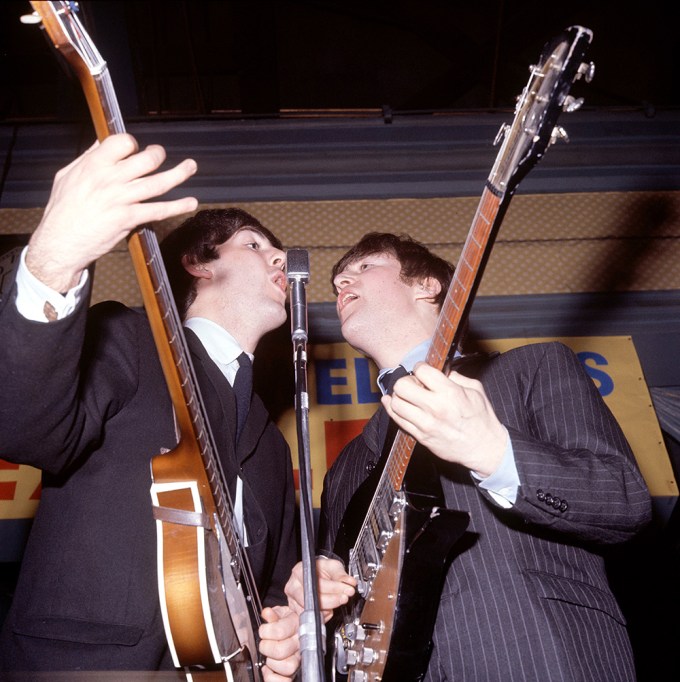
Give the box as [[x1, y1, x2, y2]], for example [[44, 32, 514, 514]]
[[562, 96, 584, 113], [577, 61, 596, 83], [550, 126, 570, 144], [19, 11, 41, 24], [493, 123, 509, 146]]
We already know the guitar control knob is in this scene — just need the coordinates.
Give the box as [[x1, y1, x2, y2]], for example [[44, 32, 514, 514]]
[[356, 578, 369, 597], [361, 647, 379, 665], [345, 649, 359, 666]]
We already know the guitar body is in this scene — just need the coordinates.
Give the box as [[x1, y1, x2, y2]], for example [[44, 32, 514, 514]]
[[333, 448, 469, 681], [151, 479, 260, 680]]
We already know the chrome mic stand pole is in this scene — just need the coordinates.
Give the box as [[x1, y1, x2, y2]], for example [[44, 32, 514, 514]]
[[286, 249, 325, 682]]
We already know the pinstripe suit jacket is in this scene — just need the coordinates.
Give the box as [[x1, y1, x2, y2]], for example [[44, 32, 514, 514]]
[[319, 342, 652, 682]]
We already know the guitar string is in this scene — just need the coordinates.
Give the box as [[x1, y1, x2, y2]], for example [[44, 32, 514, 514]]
[[352, 188, 499, 586]]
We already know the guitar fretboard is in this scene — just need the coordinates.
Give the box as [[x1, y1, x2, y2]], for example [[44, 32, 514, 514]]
[[351, 184, 503, 584]]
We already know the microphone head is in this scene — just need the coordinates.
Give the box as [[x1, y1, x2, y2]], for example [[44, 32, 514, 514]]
[[286, 248, 310, 282]]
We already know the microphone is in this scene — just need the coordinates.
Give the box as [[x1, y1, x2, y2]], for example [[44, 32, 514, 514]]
[[286, 248, 310, 344]]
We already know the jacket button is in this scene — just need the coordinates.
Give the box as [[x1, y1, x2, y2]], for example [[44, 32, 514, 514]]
[[559, 500, 568, 512], [537, 489, 545, 501], [366, 461, 376, 473], [552, 497, 562, 509]]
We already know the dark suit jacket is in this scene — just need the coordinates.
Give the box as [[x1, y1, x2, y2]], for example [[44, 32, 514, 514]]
[[320, 342, 652, 682], [0, 292, 297, 672]]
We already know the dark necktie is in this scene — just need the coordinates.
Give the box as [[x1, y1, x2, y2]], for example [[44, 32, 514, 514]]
[[233, 352, 252, 443], [381, 364, 409, 396], [378, 365, 408, 448]]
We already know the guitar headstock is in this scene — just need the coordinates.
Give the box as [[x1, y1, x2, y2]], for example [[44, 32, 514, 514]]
[[489, 25, 594, 194], [29, 2, 105, 76], [27, 1, 123, 139]]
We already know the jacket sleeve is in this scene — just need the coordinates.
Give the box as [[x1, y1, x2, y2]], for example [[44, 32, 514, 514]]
[[487, 342, 652, 544], [0, 282, 139, 474]]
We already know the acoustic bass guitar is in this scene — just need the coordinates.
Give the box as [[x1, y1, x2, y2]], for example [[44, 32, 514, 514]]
[[29, 2, 265, 679]]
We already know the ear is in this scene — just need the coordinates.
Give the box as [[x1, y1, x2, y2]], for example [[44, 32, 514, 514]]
[[414, 276, 442, 302], [181, 254, 213, 280]]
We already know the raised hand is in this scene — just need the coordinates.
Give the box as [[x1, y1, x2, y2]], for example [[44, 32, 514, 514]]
[[26, 133, 198, 292]]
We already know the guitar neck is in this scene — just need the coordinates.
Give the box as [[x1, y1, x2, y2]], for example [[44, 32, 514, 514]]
[[81, 68, 126, 138], [385, 183, 505, 492], [33, 0, 247, 563], [428, 184, 504, 371]]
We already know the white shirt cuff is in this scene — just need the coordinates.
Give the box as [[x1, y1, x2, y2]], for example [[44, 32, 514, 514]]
[[471, 427, 519, 508], [14, 247, 88, 322]]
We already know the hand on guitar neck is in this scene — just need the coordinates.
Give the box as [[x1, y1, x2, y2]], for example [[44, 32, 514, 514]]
[[25, 133, 197, 293], [381, 361, 509, 478]]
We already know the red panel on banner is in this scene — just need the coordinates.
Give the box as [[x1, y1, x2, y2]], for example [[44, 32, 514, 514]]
[[324, 419, 368, 470]]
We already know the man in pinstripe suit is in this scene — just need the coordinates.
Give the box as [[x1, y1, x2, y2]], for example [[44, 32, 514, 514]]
[[314, 232, 652, 681]]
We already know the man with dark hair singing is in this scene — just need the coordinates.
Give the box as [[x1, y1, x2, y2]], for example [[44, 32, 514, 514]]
[[311, 231, 652, 681], [0, 134, 317, 679]]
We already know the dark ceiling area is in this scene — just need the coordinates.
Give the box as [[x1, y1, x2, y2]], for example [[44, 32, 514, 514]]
[[1, 0, 677, 125]]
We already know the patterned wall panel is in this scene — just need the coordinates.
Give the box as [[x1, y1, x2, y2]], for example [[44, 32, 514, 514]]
[[2, 191, 678, 306]]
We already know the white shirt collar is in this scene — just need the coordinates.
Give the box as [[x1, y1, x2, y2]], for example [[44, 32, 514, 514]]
[[376, 339, 464, 395], [183, 316, 252, 385]]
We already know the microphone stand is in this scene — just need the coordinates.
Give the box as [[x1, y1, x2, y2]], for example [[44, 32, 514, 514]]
[[287, 250, 326, 681]]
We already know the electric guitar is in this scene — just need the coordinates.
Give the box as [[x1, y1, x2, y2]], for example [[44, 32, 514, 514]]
[[29, 2, 264, 679], [332, 25, 595, 682]]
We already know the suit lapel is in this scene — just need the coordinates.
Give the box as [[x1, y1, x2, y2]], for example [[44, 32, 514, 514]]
[[185, 328, 268, 469], [184, 329, 239, 485]]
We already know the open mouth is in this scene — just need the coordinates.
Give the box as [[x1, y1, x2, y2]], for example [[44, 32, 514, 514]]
[[338, 291, 358, 313], [271, 271, 287, 294]]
